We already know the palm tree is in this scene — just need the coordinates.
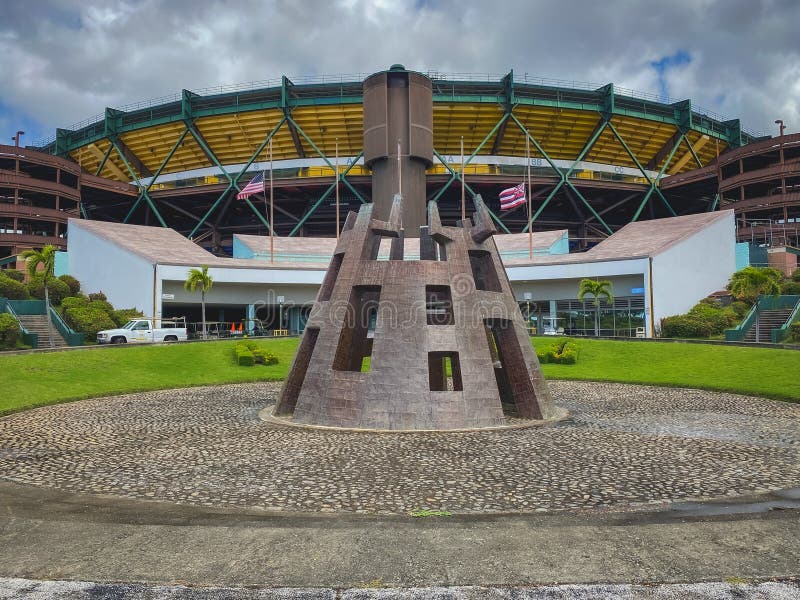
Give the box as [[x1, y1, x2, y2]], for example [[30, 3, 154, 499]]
[[727, 267, 782, 303], [184, 265, 213, 340], [21, 245, 57, 348], [578, 278, 614, 337]]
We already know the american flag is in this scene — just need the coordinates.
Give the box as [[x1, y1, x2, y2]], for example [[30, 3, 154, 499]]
[[499, 183, 526, 210], [237, 172, 265, 200]]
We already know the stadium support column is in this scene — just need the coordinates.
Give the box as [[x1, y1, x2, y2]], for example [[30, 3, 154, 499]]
[[363, 65, 433, 237]]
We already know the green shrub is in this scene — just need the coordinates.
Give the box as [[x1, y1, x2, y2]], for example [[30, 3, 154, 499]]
[[64, 307, 116, 339], [790, 322, 800, 343], [112, 308, 143, 327], [0, 275, 31, 300], [252, 348, 279, 365], [27, 276, 71, 305], [235, 344, 255, 366], [0, 313, 21, 349], [536, 339, 579, 365], [61, 295, 89, 311], [235, 340, 279, 366], [792, 269, 800, 283], [58, 274, 81, 295], [730, 300, 751, 318], [87, 299, 114, 315], [88, 291, 107, 302], [781, 281, 800, 295], [1, 269, 25, 282]]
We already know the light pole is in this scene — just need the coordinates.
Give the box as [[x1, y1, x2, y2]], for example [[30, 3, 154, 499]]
[[277, 295, 285, 333], [774, 120, 785, 137], [12, 131, 24, 147]]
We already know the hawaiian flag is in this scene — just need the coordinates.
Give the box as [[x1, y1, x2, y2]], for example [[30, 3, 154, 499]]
[[237, 172, 265, 200], [499, 183, 526, 210]]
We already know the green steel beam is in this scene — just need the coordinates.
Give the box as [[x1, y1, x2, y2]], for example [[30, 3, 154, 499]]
[[710, 193, 720, 212], [232, 116, 288, 186], [431, 149, 509, 234], [94, 144, 114, 176], [683, 135, 703, 167], [431, 112, 511, 203], [189, 183, 235, 238], [111, 137, 167, 228], [520, 114, 610, 233], [606, 121, 675, 216], [285, 114, 367, 204], [632, 132, 686, 221], [144, 128, 190, 193], [564, 180, 613, 234], [288, 155, 363, 237]]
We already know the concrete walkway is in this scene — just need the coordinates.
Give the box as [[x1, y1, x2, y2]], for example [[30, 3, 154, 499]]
[[1, 481, 799, 591]]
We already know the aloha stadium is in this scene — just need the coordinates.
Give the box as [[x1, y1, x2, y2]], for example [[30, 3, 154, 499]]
[[1, 65, 798, 342]]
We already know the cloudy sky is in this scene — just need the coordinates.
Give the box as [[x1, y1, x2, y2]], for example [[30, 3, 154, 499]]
[[1, 0, 798, 146]]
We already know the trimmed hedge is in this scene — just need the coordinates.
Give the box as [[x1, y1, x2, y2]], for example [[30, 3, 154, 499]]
[[790, 321, 800, 343], [112, 308, 144, 327], [64, 307, 116, 340], [662, 299, 740, 339], [1, 269, 25, 282], [537, 339, 579, 365], [235, 340, 279, 366], [0, 275, 31, 300], [60, 295, 89, 311], [88, 291, 107, 302], [0, 313, 21, 349], [235, 344, 255, 366], [27, 276, 71, 305], [58, 274, 81, 295]]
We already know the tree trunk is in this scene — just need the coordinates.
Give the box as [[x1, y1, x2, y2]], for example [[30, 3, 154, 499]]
[[201, 290, 207, 340], [595, 305, 600, 337], [44, 284, 55, 349]]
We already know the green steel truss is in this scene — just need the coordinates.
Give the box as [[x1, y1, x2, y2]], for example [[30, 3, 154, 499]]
[[45, 70, 757, 238]]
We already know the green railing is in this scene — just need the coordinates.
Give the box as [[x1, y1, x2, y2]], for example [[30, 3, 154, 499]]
[[0, 256, 18, 267], [0, 298, 39, 348], [49, 306, 84, 346], [725, 295, 800, 342], [772, 297, 800, 343], [7, 299, 46, 315]]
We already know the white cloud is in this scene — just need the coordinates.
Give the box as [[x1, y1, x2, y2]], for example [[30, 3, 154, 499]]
[[0, 0, 797, 140]]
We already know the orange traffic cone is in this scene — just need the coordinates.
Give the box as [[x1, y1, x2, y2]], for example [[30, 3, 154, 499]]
[[237, 323, 243, 332], [230, 322, 236, 334]]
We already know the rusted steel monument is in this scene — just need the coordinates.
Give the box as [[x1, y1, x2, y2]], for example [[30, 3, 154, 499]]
[[275, 66, 556, 430]]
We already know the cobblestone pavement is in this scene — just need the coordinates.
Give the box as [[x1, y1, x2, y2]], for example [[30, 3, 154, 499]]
[[0, 381, 798, 514], [2, 578, 799, 599]]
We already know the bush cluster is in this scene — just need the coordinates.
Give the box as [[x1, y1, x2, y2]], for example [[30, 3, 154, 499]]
[[0, 274, 30, 300], [790, 322, 800, 344], [662, 298, 741, 339], [0, 313, 21, 349], [234, 340, 279, 367], [536, 339, 579, 365], [59, 293, 142, 341], [2, 269, 25, 282], [27, 276, 71, 305], [58, 274, 81, 295]]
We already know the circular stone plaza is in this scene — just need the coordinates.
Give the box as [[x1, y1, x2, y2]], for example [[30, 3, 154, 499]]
[[1, 67, 800, 598]]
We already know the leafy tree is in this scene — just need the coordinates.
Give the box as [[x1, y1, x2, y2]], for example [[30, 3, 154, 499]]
[[21, 245, 57, 348], [727, 267, 782, 303], [578, 278, 614, 336], [184, 265, 213, 340]]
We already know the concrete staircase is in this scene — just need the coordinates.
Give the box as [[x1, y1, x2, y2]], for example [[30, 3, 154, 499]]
[[743, 308, 794, 342], [16, 314, 69, 349]]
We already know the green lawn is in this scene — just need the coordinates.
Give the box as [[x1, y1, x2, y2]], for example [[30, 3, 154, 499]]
[[0, 336, 798, 416]]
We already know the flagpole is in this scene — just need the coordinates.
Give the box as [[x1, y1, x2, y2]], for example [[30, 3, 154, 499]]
[[526, 134, 532, 259], [397, 139, 402, 198], [460, 136, 465, 223], [335, 138, 340, 240], [269, 138, 274, 264]]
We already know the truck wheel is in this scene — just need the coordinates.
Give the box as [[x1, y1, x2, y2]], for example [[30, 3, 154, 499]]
[[164, 335, 178, 342], [111, 336, 126, 344]]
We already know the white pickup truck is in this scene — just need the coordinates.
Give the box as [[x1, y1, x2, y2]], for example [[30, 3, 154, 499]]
[[97, 318, 188, 344]]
